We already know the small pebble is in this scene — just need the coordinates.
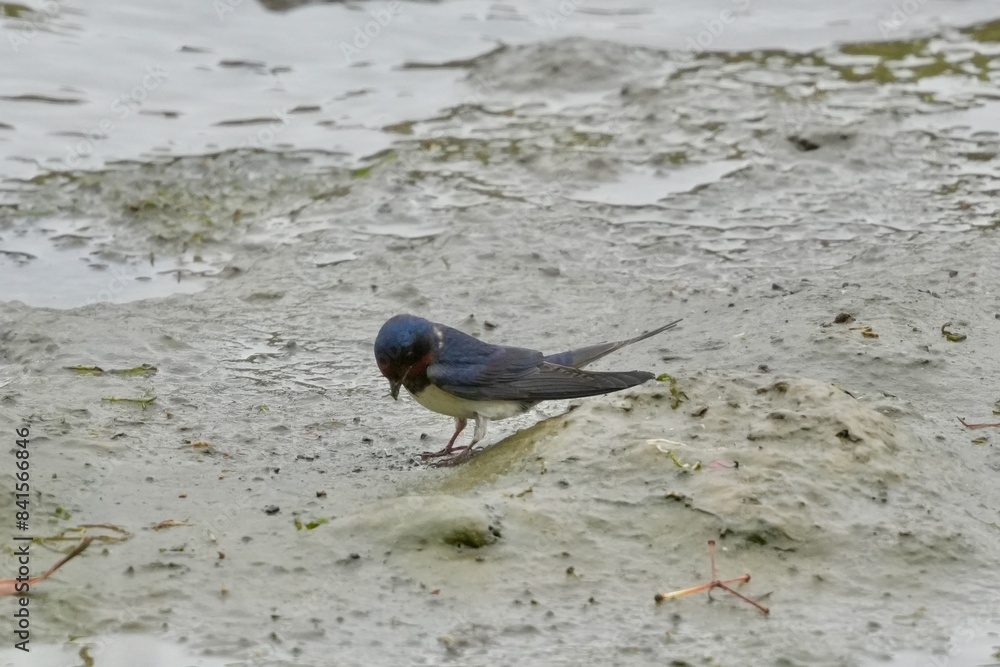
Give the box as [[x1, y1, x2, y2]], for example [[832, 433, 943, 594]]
[[264, 505, 280, 515]]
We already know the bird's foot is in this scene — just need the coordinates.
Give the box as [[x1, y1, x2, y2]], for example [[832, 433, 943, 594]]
[[420, 445, 469, 459], [429, 446, 482, 467]]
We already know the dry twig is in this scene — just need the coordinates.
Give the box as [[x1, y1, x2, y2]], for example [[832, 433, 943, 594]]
[[958, 417, 1000, 429], [655, 540, 769, 615]]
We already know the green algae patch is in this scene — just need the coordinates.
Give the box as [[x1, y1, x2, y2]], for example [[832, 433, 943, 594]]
[[102, 394, 156, 405], [656, 373, 689, 409], [294, 517, 329, 531], [441, 525, 493, 549], [941, 323, 967, 342], [963, 19, 1000, 44], [2, 3, 32, 18], [13, 151, 356, 276], [67, 366, 104, 375], [68, 364, 157, 376], [351, 164, 375, 179], [662, 447, 702, 472]]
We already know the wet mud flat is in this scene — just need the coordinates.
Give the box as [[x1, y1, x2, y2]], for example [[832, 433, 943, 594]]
[[2, 238, 999, 667], [2, 11, 1000, 667]]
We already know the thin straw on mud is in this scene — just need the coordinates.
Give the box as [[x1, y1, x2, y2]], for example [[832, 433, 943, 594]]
[[0, 536, 94, 596], [655, 540, 769, 615], [958, 417, 1000, 428]]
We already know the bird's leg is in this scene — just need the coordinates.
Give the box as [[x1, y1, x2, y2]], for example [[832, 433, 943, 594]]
[[421, 418, 468, 458], [433, 415, 489, 467], [470, 414, 488, 446]]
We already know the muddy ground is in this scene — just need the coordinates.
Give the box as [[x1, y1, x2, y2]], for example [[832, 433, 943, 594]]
[[2, 2, 1000, 666]]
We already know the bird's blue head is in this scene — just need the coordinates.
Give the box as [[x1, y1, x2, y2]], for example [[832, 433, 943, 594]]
[[374, 314, 436, 399]]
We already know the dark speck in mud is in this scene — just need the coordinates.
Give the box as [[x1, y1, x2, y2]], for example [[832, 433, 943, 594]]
[[771, 283, 784, 291], [264, 505, 280, 515], [788, 135, 821, 151], [948, 270, 958, 278], [834, 313, 855, 324], [361, 436, 373, 444]]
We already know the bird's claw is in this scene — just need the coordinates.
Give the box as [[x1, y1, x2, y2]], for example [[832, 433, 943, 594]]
[[420, 445, 469, 459], [429, 446, 482, 467]]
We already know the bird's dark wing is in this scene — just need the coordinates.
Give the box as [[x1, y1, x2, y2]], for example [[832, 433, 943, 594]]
[[432, 361, 654, 402], [427, 324, 546, 387], [543, 319, 682, 369], [427, 320, 662, 401]]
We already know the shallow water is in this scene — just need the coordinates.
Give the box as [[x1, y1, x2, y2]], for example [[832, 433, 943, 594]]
[[2, 1, 1000, 666]]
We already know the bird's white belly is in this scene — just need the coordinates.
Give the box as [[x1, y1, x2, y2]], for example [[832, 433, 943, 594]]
[[409, 384, 526, 420]]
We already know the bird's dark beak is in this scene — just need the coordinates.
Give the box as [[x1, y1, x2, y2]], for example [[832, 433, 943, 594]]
[[389, 380, 401, 400]]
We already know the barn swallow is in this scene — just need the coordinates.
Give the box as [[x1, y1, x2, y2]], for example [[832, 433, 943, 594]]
[[374, 314, 681, 463]]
